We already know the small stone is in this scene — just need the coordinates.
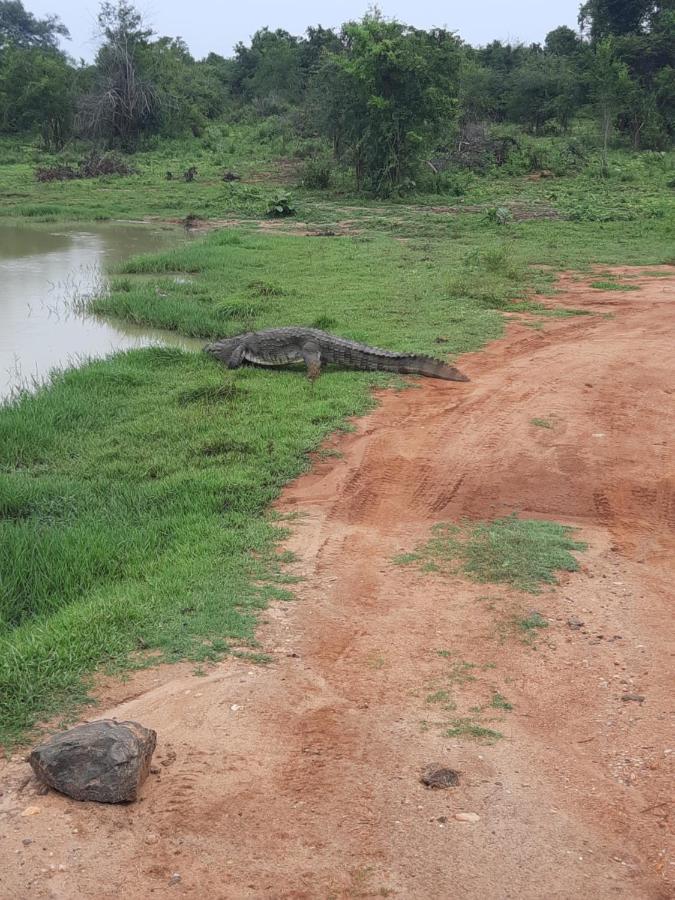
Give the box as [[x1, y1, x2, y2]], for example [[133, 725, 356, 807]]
[[454, 812, 480, 823], [22, 838, 33, 846], [621, 693, 645, 703], [230, 705, 241, 712], [168, 873, 181, 886], [567, 617, 584, 629], [420, 766, 460, 789], [20, 806, 41, 817], [29, 720, 156, 804]]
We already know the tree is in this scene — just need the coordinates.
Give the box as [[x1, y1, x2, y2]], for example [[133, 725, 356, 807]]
[[590, 38, 633, 166], [0, 0, 68, 50], [78, 1, 160, 148], [506, 54, 582, 132], [0, 45, 74, 147], [545, 25, 583, 56], [579, 0, 666, 40], [458, 57, 500, 123], [231, 28, 303, 105], [310, 13, 461, 194]]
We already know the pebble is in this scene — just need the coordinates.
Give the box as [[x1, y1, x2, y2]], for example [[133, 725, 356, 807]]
[[454, 812, 480, 823], [20, 806, 41, 817], [169, 873, 182, 886], [621, 693, 645, 703]]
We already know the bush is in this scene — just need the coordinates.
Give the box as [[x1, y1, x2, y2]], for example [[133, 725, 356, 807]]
[[265, 193, 296, 217], [301, 156, 332, 189]]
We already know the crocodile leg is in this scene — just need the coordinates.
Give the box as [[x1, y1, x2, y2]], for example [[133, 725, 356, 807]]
[[227, 341, 246, 369], [301, 341, 322, 381]]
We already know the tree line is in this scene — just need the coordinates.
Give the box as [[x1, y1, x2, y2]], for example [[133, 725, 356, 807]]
[[0, 0, 673, 192]]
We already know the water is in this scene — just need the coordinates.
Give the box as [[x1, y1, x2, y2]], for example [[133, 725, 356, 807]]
[[0, 222, 204, 402]]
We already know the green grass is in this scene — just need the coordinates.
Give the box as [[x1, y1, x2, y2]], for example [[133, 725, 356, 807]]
[[396, 514, 586, 593], [0, 349, 383, 743], [490, 691, 514, 711], [445, 718, 503, 743], [531, 417, 553, 428]]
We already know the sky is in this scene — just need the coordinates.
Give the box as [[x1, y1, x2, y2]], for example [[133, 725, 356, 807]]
[[28, 0, 583, 62]]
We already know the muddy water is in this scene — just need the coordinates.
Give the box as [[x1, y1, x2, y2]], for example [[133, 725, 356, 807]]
[[0, 222, 203, 403]]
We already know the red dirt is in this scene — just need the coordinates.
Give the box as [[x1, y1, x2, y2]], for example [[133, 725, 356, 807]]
[[1, 268, 673, 899]]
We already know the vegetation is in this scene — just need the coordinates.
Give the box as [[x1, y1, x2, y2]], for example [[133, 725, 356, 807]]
[[1, 0, 673, 183], [396, 516, 587, 593]]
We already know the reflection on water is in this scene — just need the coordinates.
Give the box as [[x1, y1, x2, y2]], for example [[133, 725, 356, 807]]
[[0, 222, 204, 403]]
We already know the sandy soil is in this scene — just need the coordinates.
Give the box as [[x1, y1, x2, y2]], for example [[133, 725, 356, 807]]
[[1, 267, 673, 900]]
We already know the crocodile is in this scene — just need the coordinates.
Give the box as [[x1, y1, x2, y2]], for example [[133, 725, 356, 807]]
[[204, 327, 469, 382]]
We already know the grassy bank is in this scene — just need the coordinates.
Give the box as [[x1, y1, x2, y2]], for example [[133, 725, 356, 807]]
[[1, 132, 673, 745], [1, 129, 673, 232]]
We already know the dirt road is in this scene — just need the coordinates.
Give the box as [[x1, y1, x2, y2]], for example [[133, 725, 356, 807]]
[[1, 268, 673, 899]]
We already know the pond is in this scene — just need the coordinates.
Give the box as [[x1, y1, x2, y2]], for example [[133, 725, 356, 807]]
[[0, 222, 203, 403]]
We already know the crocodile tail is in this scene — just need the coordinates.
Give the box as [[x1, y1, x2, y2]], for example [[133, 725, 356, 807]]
[[377, 354, 470, 381]]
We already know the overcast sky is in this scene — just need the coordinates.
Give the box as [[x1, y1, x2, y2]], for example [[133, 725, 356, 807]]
[[28, 1, 583, 62]]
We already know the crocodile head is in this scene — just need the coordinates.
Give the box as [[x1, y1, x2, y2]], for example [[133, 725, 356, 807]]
[[203, 337, 241, 366]]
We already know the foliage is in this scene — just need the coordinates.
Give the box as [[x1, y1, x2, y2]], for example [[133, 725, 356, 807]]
[[310, 12, 461, 194], [0, 0, 68, 50], [265, 192, 296, 217], [0, 44, 74, 148]]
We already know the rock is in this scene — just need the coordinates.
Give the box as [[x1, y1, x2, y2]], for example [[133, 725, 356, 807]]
[[454, 812, 480, 823], [420, 766, 460, 789], [169, 873, 182, 886], [567, 616, 584, 629], [621, 693, 645, 703], [20, 806, 41, 817], [29, 720, 156, 804]]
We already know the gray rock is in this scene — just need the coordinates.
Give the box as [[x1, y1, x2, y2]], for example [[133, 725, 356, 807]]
[[29, 720, 156, 803]]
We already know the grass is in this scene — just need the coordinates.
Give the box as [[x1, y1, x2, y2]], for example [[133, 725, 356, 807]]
[[531, 417, 553, 428], [490, 691, 513, 711], [445, 718, 503, 743], [396, 514, 586, 593], [0, 349, 382, 744], [0, 128, 671, 743], [589, 280, 640, 291]]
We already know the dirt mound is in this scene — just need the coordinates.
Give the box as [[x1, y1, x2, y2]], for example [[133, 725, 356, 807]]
[[1, 268, 673, 899]]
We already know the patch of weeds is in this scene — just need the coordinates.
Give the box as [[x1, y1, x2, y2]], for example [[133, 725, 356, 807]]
[[232, 651, 273, 665], [397, 514, 586, 593], [247, 280, 285, 297], [266, 193, 296, 217], [314, 448, 344, 460], [490, 691, 513, 711], [446, 718, 503, 743], [436, 649, 451, 658], [426, 689, 451, 704], [531, 417, 553, 428], [500, 609, 549, 646], [589, 280, 639, 291]]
